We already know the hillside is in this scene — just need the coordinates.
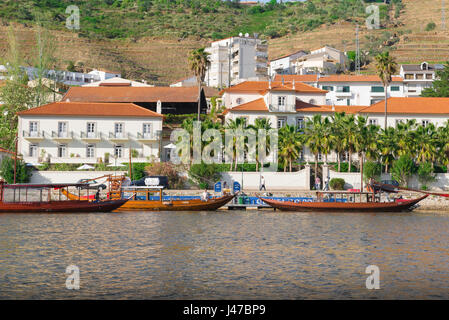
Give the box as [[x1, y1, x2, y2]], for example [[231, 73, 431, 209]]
[[1, 0, 447, 84]]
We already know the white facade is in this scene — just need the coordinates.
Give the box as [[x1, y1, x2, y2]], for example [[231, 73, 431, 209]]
[[318, 78, 405, 106], [18, 104, 163, 165], [400, 62, 442, 97], [170, 76, 197, 87], [294, 46, 348, 75], [24, 67, 121, 86], [269, 50, 307, 77], [205, 35, 268, 88], [83, 77, 153, 87]]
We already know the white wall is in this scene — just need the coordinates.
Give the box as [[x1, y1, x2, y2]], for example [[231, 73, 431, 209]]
[[30, 170, 127, 184], [221, 167, 310, 190], [19, 115, 162, 165]]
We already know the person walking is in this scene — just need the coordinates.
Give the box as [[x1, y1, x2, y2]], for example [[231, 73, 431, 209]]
[[315, 177, 321, 191], [260, 176, 266, 191], [323, 177, 330, 191]]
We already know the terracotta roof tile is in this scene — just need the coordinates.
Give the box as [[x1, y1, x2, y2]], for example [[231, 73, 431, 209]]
[[220, 81, 327, 95], [63, 86, 200, 103], [226, 98, 269, 113], [17, 102, 163, 117], [317, 75, 403, 83], [274, 74, 318, 82], [359, 97, 449, 114]]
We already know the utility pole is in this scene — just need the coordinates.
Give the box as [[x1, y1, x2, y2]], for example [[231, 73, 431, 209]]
[[228, 41, 231, 88], [355, 25, 360, 74], [443, 0, 446, 30]]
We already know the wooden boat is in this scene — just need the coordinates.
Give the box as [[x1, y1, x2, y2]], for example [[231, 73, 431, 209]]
[[259, 191, 428, 212], [63, 186, 236, 211], [0, 182, 128, 213]]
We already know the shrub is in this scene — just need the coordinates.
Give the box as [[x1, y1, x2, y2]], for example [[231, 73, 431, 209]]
[[425, 22, 436, 31], [417, 162, 436, 189], [391, 155, 414, 187], [189, 163, 222, 188], [127, 162, 150, 181], [330, 178, 345, 190], [363, 161, 381, 183], [145, 162, 185, 189], [0, 157, 31, 184], [333, 162, 358, 172]]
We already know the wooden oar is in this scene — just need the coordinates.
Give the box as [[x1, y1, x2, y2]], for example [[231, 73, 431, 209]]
[[374, 181, 449, 198]]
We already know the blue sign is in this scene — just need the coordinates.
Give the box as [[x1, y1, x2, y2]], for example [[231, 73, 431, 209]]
[[214, 181, 222, 193], [233, 181, 241, 193]]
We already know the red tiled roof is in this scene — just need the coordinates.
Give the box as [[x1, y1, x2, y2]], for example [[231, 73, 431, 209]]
[[17, 102, 163, 117], [228, 98, 269, 113], [220, 81, 327, 95], [270, 50, 307, 62], [359, 97, 449, 114], [99, 82, 131, 87], [63, 86, 200, 103], [273, 74, 318, 82], [317, 75, 403, 83]]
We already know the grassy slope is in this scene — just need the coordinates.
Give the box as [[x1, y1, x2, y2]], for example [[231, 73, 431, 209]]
[[1, 0, 446, 84]]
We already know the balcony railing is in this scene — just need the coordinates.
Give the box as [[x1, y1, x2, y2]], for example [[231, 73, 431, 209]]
[[137, 131, 161, 141], [80, 131, 102, 141], [109, 132, 130, 141], [23, 130, 45, 141], [269, 104, 296, 113], [256, 44, 268, 52]]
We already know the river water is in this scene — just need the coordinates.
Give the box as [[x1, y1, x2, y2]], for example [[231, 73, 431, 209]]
[[0, 210, 448, 299]]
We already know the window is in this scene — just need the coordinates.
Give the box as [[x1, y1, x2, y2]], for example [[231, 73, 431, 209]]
[[422, 120, 430, 127], [369, 119, 377, 125], [58, 122, 67, 137], [29, 121, 38, 136], [416, 74, 424, 80], [336, 86, 350, 92], [318, 153, 323, 161], [340, 152, 349, 162], [114, 145, 123, 158], [58, 144, 67, 158], [114, 123, 124, 137], [29, 144, 38, 157], [426, 74, 433, 80], [322, 86, 334, 91], [346, 99, 350, 106], [390, 86, 400, 91], [87, 122, 96, 137], [143, 123, 152, 137], [371, 86, 384, 93], [86, 144, 95, 158], [309, 99, 316, 104], [278, 96, 286, 106], [277, 117, 286, 128], [296, 117, 305, 130], [236, 97, 244, 105], [405, 74, 414, 80]]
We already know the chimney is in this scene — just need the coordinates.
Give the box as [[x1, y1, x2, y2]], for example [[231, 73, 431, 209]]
[[292, 79, 295, 90], [268, 79, 272, 90], [282, 76, 284, 85], [157, 100, 162, 114], [331, 102, 335, 111]]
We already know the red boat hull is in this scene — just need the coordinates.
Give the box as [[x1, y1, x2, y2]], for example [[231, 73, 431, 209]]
[[0, 199, 128, 214], [259, 195, 428, 212]]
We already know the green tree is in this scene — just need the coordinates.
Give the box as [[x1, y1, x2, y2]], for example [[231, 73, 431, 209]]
[[363, 161, 381, 183], [391, 155, 414, 187], [0, 157, 31, 184], [248, 118, 272, 171], [188, 48, 210, 121], [422, 61, 449, 97], [375, 51, 398, 129], [278, 124, 303, 172], [417, 162, 436, 190]]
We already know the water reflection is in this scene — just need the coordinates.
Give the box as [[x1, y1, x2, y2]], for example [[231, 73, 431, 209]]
[[0, 210, 448, 299]]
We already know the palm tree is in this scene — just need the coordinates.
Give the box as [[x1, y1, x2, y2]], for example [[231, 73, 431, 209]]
[[379, 127, 398, 173], [375, 51, 398, 129], [342, 114, 357, 173], [331, 112, 347, 172], [436, 121, 449, 171], [278, 124, 303, 172], [188, 48, 210, 121], [414, 123, 438, 166], [248, 118, 272, 171], [304, 115, 328, 178], [225, 117, 247, 171]]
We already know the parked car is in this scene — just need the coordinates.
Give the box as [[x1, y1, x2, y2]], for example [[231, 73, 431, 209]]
[[131, 176, 169, 189], [381, 180, 399, 187], [77, 179, 98, 185]]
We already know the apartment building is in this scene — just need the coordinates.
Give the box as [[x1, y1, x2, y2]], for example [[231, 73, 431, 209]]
[[399, 62, 443, 97], [294, 46, 348, 75], [269, 50, 308, 77], [205, 34, 268, 88]]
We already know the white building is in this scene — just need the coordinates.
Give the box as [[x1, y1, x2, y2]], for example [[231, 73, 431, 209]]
[[205, 34, 268, 88], [18, 102, 163, 165], [24, 67, 121, 86], [399, 62, 443, 97], [294, 46, 348, 75], [83, 77, 153, 87], [269, 50, 308, 77], [170, 76, 197, 87]]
